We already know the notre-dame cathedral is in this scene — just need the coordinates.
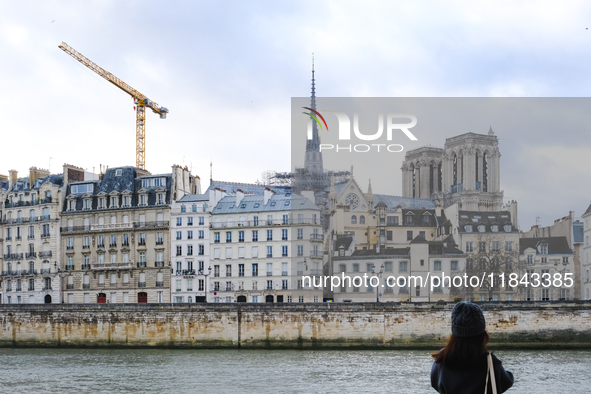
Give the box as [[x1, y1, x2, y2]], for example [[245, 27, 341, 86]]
[[401, 127, 504, 211]]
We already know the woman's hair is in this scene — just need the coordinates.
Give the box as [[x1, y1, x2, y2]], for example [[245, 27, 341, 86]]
[[432, 331, 489, 368]]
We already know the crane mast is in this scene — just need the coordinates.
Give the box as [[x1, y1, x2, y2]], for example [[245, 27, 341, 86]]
[[58, 42, 168, 170]]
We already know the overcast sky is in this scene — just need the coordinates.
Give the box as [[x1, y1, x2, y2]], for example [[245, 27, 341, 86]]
[[1, 0, 591, 229]]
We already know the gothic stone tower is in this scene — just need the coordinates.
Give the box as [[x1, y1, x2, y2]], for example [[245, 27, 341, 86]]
[[401, 128, 503, 211]]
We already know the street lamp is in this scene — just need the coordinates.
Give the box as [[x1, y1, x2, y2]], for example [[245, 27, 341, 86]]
[[371, 263, 385, 303]]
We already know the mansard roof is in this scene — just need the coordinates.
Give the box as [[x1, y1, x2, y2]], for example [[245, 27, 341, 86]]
[[373, 194, 436, 210], [212, 193, 319, 215], [458, 210, 515, 233], [206, 180, 291, 195], [519, 237, 573, 255]]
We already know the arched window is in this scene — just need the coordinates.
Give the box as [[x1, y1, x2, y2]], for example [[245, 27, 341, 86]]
[[351, 215, 357, 224], [359, 215, 365, 224]]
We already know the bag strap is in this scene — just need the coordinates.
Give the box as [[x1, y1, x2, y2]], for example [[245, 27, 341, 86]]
[[484, 352, 498, 394]]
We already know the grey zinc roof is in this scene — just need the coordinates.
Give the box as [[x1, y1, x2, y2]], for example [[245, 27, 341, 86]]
[[519, 237, 573, 255], [206, 180, 291, 195], [373, 194, 436, 210], [211, 193, 318, 215], [7, 174, 63, 193], [350, 247, 411, 257], [335, 236, 353, 250], [458, 210, 515, 233], [0, 179, 8, 191], [178, 193, 210, 202]]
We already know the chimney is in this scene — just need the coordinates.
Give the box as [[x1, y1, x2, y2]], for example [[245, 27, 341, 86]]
[[8, 169, 17, 189], [435, 204, 442, 217], [301, 189, 315, 203], [29, 167, 50, 187], [236, 189, 244, 205], [63, 163, 85, 186], [264, 187, 275, 205]]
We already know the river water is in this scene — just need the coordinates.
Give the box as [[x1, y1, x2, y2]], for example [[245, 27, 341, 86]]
[[0, 348, 589, 393]]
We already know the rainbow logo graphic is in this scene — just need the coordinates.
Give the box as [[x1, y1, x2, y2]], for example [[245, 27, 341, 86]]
[[302, 107, 329, 131]]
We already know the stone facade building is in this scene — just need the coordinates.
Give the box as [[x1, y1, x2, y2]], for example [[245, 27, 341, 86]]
[[401, 129, 503, 211], [59, 166, 194, 304], [331, 235, 466, 302], [170, 194, 210, 303], [0, 168, 63, 304], [582, 203, 591, 300], [210, 188, 323, 303], [518, 237, 575, 301]]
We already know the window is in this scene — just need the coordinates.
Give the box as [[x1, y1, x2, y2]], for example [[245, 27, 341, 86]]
[[214, 232, 220, 243], [297, 229, 303, 240], [527, 255, 533, 264], [252, 263, 258, 277], [282, 246, 288, 257], [199, 216, 204, 225], [199, 244, 204, 255], [505, 241, 512, 252], [540, 245, 548, 255], [399, 261, 408, 272], [187, 230, 193, 240], [405, 215, 413, 225], [176, 217, 182, 226], [157, 232, 163, 244], [176, 231, 182, 240], [465, 225, 473, 232], [187, 245, 193, 256], [407, 231, 413, 241], [351, 215, 357, 224], [419, 231, 426, 239], [466, 242, 473, 252], [491, 225, 498, 232], [226, 265, 232, 277], [282, 229, 288, 241], [226, 232, 232, 243], [434, 261, 441, 271], [422, 215, 430, 225], [176, 245, 182, 256], [239, 231, 244, 242], [479, 242, 486, 253], [198, 230, 204, 239], [386, 231, 392, 241], [267, 246, 273, 258], [492, 241, 499, 252], [297, 245, 304, 256], [451, 261, 458, 270], [360, 215, 365, 224], [267, 230, 273, 241], [504, 225, 512, 232], [253, 216, 259, 226], [252, 230, 258, 242], [214, 265, 220, 277], [239, 264, 244, 277]]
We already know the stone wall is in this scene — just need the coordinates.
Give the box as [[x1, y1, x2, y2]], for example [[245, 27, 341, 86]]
[[0, 301, 590, 349]]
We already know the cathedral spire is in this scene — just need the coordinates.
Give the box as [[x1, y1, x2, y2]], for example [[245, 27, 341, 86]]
[[304, 52, 323, 174]]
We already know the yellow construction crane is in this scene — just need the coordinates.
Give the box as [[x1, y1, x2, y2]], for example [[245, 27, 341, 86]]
[[58, 42, 168, 170]]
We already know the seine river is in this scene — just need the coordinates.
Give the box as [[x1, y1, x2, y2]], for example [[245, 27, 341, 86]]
[[0, 348, 589, 393]]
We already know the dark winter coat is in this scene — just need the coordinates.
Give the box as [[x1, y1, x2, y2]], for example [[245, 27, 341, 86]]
[[431, 352, 514, 393]]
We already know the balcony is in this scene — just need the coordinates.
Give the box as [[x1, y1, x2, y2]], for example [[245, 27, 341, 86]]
[[81, 264, 91, 270], [156, 281, 163, 287], [66, 284, 74, 290], [40, 268, 51, 274], [266, 272, 273, 276], [39, 251, 52, 258], [65, 265, 75, 271], [40, 197, 52, 204], [310, 234, 324, 242], [66, 246, 74, 250], [155, 261, 164, 267], [122, 241, 129, 247], [42, 286, 52, 291], [3, 253, 23, 260], [15, 236, 22, 241], [138, 240, 146, 246], [310, 269, 323, 275], [267, 254, 273, 258], [41, 233, 50, 239], [109, 243, 117, 248], [26, 252, 36, 259], [310, 251, 323, 259], [28, 235, 35, 240], [16, 286, 22, 292], [92, 263, 131, 270], [82, 245, 90, 249], [83, 284, 90, 289], [399, 288, 409, 294], [137, 262, 147, 268], [297, 270, 303, 276], [1, 270, 18, 276], [23, 269, 37, 275], [5, 237, 11, 241], [282, 271, 288, 276], [138, 282, 146, 288], [97, 243, 105, 249], [156, 240, 164, 245], [182, 269, 196, 276]]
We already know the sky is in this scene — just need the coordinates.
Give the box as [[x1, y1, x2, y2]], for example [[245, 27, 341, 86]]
[[1, 0, 591, 229]]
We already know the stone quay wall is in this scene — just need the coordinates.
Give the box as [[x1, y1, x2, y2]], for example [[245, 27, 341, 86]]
[[0, 301, 590, 349]]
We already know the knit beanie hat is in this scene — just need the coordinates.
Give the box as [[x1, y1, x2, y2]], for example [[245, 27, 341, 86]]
[[451, 302, 486, 337]]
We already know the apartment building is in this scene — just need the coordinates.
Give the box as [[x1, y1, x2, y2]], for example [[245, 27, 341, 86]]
[[60, 166, 175, 303], [0, 168, 63, 304], [210, 188, 323, 303]]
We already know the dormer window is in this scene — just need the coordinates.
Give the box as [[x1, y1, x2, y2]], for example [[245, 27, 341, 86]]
[[68, 200, 75, 212], [115, 169, 122, 176], [111, 196, 118, 208], [504, 225, 511, 232], [540, 244, 548, 255], [491, 225, 498, 232], [465, 225, 473, 233], [84, 199, 91, 210], [139, 194, 147, 206], [157, 193, 164, 205], [98, 198, 105, 209], [478, 225, 485, 232], [31, 194, 37, 203], [123, 196, 130, 207]]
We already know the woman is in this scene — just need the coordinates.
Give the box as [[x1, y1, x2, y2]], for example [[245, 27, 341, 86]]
[[431, 302, 514, 393]]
